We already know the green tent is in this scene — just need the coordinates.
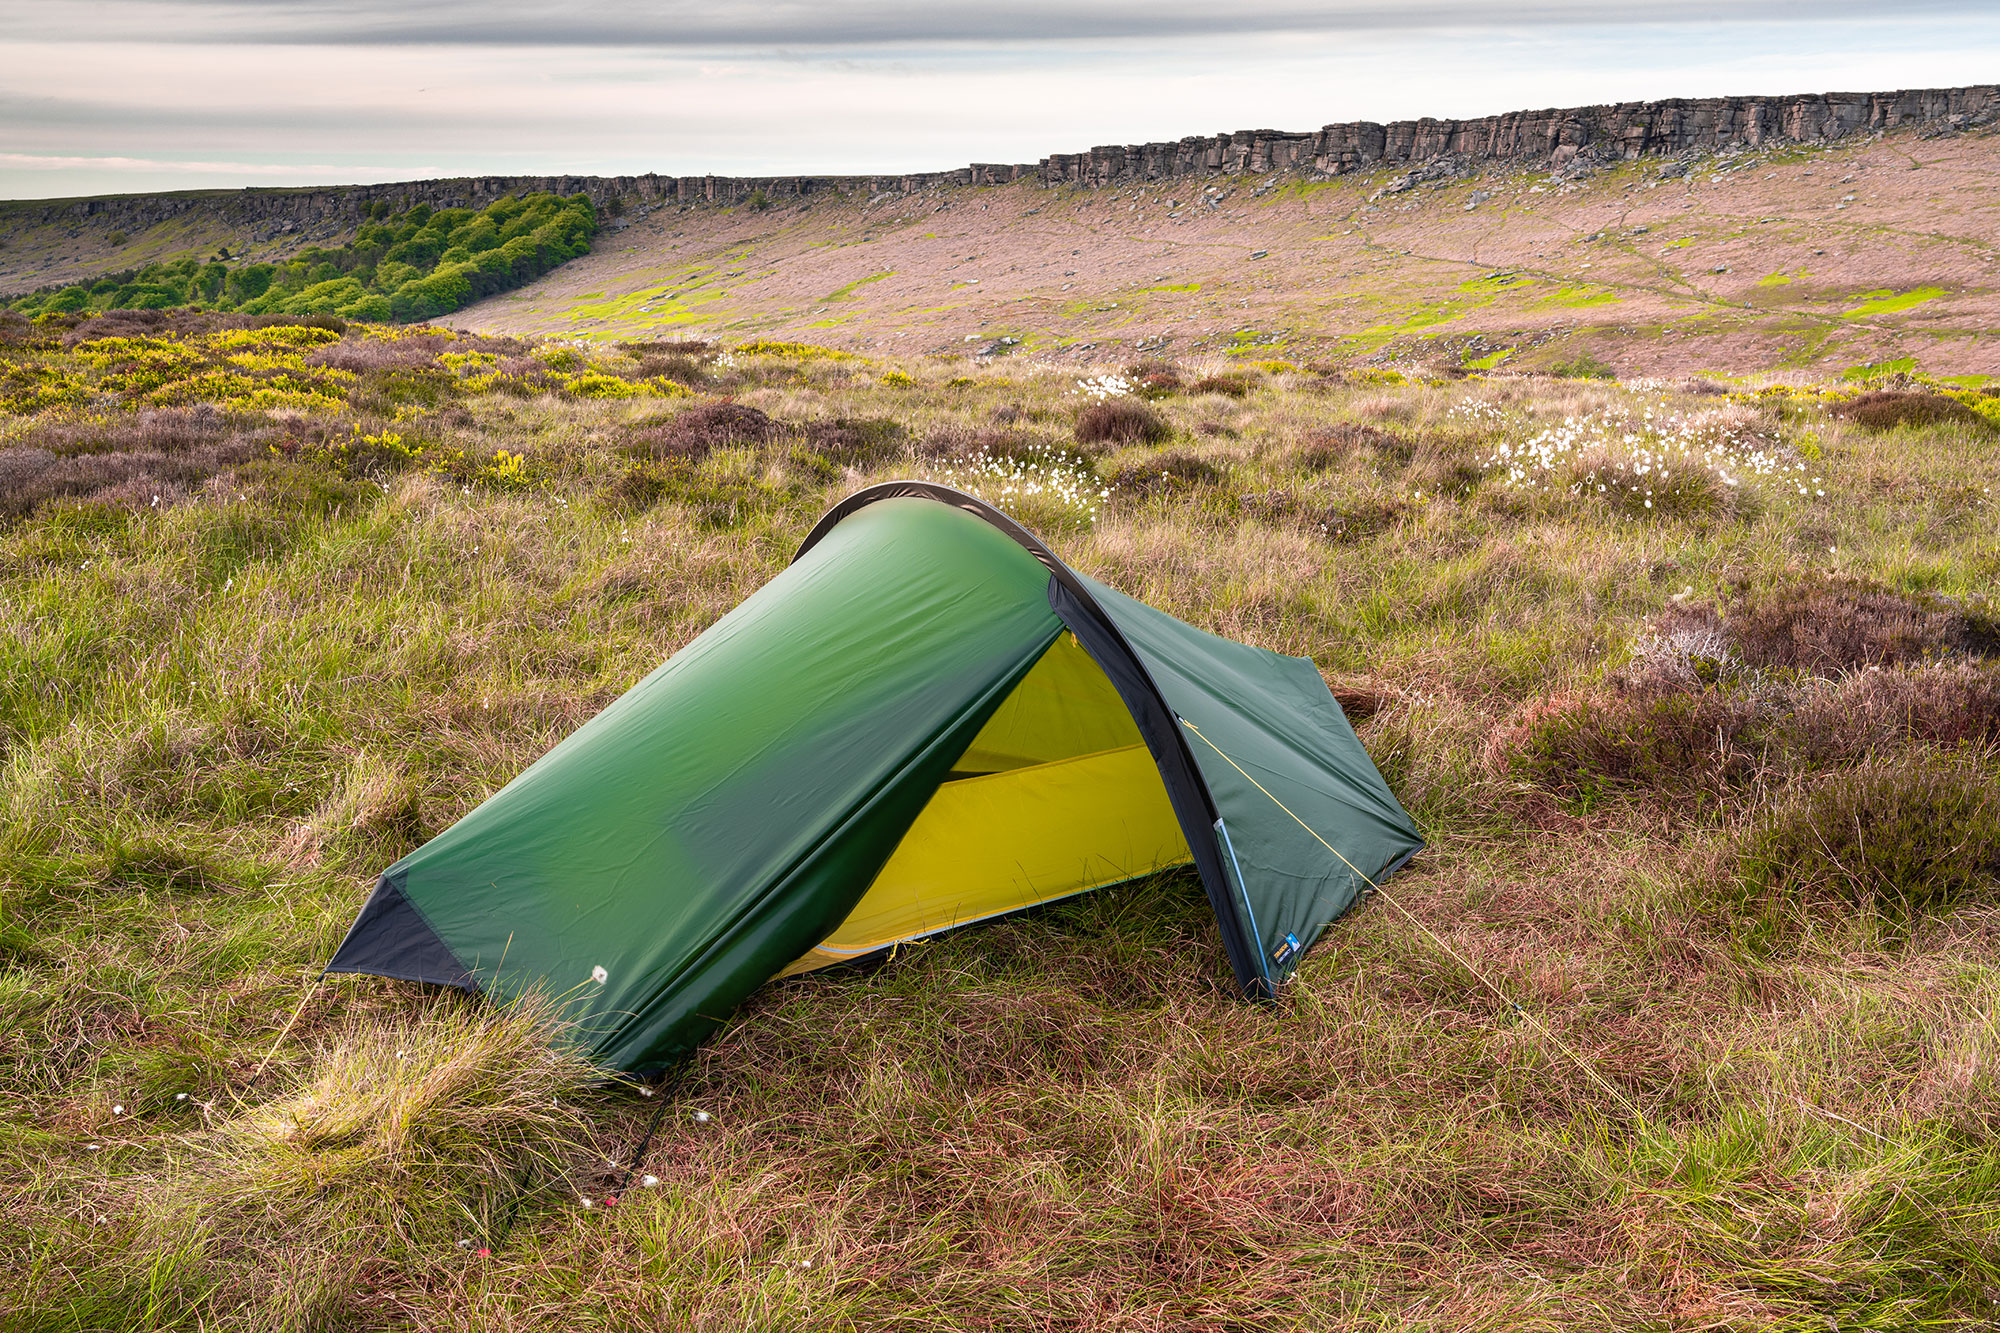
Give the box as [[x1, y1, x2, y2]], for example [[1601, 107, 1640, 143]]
[[328, 483, 1423, 1071]]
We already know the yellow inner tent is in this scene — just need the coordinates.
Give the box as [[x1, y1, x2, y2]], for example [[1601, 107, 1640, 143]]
[[781, 632, 1193, 975]]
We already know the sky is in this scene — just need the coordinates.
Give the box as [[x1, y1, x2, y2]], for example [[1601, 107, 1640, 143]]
[[3, 1, 1996, 199]]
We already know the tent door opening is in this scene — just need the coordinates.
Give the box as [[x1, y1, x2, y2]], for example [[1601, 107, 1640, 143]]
[[779, 631, 1192, 976]]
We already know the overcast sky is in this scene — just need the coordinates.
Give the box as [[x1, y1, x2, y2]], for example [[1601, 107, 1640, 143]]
[[4, 2, 1996, 199]]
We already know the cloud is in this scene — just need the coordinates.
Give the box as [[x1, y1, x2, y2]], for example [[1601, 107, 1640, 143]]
[[1, 8, 1996, 199], [0, 152, 422, 175], [8, 0, 1992, 46]]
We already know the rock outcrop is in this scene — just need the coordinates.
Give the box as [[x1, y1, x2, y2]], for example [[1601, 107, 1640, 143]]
[[1039, 84, 2000, 185], [5, 84, 1996, 242]]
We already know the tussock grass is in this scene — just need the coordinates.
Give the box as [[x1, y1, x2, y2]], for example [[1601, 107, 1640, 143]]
[[3, 322, 2000, 1327], [19, 996, 594, 1331]]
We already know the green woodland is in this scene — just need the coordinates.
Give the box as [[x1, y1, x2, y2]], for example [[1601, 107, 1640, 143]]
[[6, 192, 596, 324]]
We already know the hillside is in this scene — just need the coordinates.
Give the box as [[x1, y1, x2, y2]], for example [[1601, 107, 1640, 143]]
[[2, 84, 1996, 378], [463, 125, 2000, 377]]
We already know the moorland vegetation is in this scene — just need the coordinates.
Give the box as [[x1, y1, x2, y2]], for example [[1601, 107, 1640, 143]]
[[2, 307, 1999, 1329]]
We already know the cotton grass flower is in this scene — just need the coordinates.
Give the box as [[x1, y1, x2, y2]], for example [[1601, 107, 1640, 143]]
[[1470, 394, 1819, 512], [925, 442, 1111, 526]]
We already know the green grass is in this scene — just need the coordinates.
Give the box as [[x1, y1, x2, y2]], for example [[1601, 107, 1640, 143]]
[[1537, 284, 1622, 310], [1843, 286, 1949, 320], [1844, 356, 1920, 380], [3, 311, 2000, 1329], [824, 270, 894, 301]]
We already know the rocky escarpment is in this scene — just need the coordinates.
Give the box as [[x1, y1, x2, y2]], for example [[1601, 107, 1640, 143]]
[[1037, 84, 2000, 185], [4, 83, 1996, 245]]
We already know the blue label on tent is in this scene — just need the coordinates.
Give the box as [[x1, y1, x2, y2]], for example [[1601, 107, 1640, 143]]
[[1272, 932, 1301, 964]]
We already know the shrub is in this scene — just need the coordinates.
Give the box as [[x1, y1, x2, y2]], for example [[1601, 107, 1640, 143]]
[[631, 352, 709, 386], [253, 313, 347, 336], [0, 409, 267, 519], [487, 355, 566, 396], [1494, 684, 1768, 807], [1103, 448, 1223, 497], [1735, 752, 2000, 911], [619, 339, 713, 387], [1835, 391, 1988, 432], [561, 370, 642, 399], [620, 339, 714, 357], [1550, 353, 1617, 380], [1190, 373, 1252, 398], [627, 401, 777, 462], [733, 339, 849, 361], [1728, 576, 1965, 674], [304, 337, 444, 373], [21, 404, 238, 458], [1790, 662, 2000, 761], [1121, 359, 1184, 398], [1075, 399, 1170, 445], [535, 345, 586, 373]]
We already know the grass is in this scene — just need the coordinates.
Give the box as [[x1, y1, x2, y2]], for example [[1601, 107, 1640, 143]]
[[824, 271, 894, 301], [3, 313, 2000, 1329], [1842, 286, 1949, 320]]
